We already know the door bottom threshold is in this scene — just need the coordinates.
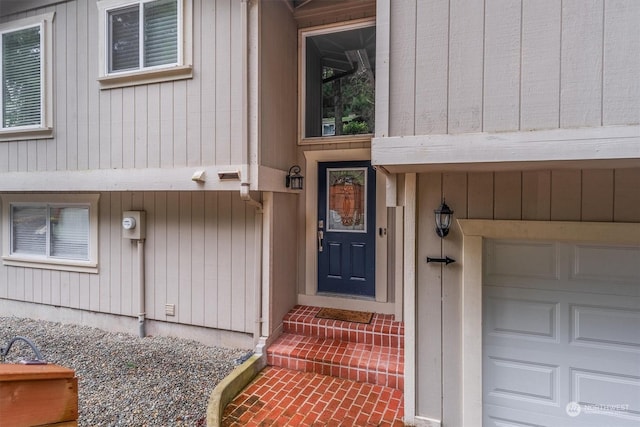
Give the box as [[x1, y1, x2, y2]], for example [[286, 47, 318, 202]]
[[297, 293, 396, 315], [317, 292, 376, 301]]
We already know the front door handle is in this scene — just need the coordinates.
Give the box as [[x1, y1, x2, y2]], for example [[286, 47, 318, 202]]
[[318, 230, 324, 252]]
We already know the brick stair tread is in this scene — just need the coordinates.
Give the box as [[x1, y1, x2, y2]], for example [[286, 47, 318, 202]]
[[283, 306, 404, 346], [268, 332, 404, 376]]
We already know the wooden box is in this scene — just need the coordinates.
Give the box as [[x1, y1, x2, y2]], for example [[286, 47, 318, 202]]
[[0, 364, 78, 427]]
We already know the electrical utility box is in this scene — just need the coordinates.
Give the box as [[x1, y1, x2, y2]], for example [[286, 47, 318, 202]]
[[122, 211, 146, 240]]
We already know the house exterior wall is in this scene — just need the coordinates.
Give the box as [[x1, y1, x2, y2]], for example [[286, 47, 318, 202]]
[[0, 0, 268, 346], [0, 191, 257, 337], [0, 0, 244, 176], [380, 0, 639, 424]]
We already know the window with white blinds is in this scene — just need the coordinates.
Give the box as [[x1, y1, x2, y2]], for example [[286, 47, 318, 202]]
[[1, 24, 43, 129], [11, 205, 90, 261], [2, 194, 99, 273], [107, 0, 179, 73], [0, 13, 53, 140]]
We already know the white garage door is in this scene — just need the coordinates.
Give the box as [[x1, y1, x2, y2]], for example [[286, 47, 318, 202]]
[[483, 240, 640, 427]]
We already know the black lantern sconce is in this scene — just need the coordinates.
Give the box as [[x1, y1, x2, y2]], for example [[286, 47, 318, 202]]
[[427, 200, 456, 265], [434, 200, 453, 238], [286, 165, 304, 190]]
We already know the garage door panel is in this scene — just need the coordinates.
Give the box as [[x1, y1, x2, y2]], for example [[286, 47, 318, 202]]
[[486, 357, 558, 404], [486, 296, 558, 341], [571, 305, 640, 351], [484, 406, 628, 427], [571, 369, 640, 420], [484, 240, 640, 427], [485, 241, 559, 282], [485, 413, 548, 427], [571, 244, 640, 284]]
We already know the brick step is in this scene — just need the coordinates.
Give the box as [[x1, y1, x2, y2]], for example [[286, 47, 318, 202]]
[[267, 333, 404, 390], [268, 306, 405, 390], [283, 305, 404, 348]]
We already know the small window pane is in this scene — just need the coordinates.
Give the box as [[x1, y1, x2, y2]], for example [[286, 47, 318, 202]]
[[2, 26, 42, 128], [327, 168, 367, 232], [11, 206, 46, 255], [304, 25, 376, 138], [144, 0, 178, 67], [50, 207, 89, 260], [109, 5, 140, 72]]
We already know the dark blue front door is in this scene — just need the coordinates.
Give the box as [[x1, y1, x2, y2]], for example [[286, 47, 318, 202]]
[[317, 161, 376, 297]]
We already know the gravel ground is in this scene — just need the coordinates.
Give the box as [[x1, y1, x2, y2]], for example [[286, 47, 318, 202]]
[[1, 317, 252, 426]]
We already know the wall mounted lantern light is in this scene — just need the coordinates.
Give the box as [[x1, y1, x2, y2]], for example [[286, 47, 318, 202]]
[[427, 200, 456, 265], [286, 165, 304, 190], [434, 200, 453, 238]]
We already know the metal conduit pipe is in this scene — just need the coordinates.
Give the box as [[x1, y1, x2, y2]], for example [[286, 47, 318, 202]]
[[138, 239, 146, 338]]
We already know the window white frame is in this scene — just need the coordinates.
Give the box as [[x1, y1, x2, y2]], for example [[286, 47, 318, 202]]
[[1, 194, 100, 273], [0, 13, 54, 142], [97, 0, 192, 89], [298, 18, 376, 145]]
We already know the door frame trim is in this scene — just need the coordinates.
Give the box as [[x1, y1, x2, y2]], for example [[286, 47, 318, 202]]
[[457, 219, 640, 426], [302, 149, 391, 312]]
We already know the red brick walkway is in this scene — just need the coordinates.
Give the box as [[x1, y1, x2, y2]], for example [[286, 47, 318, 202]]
[[221, 366, 404, 426]]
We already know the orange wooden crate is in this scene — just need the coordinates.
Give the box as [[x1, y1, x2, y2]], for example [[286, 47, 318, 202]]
[[0, 364, 78, 427]]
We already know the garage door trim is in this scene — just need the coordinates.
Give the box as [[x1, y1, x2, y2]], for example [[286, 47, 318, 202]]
[[457, 219, 640, 426]]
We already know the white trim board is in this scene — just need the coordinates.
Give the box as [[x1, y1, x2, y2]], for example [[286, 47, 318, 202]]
[[372, 125, 640, 172], [456, 219, 640, 426], [0, 165, 290, 192]]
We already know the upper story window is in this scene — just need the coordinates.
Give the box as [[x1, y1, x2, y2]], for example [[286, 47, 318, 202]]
[[0, 13, 54, 141], [1, 194, 100, 273], [97, 0, 193, 89], [300, 20, 376, 144]]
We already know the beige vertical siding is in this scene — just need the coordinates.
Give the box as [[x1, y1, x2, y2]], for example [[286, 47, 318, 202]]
[[0, 0, 244, 173], [260, 0, 298, 171], [388, 0, 640, 137], [0, 191, 257, 334]]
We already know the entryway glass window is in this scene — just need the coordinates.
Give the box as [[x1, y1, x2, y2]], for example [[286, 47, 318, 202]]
[[301, 21, 375, 140]]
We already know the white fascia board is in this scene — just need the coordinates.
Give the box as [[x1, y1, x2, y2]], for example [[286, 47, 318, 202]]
[[372, 125, 640, 172], [0, 165, 298, 193], [0, 166, 247, 192]]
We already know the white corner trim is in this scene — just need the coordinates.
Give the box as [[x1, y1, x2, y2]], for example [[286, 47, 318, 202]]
[[402, 173, 417, 423], [457, 219, 640, 426], [372, 125, 640, 171]]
